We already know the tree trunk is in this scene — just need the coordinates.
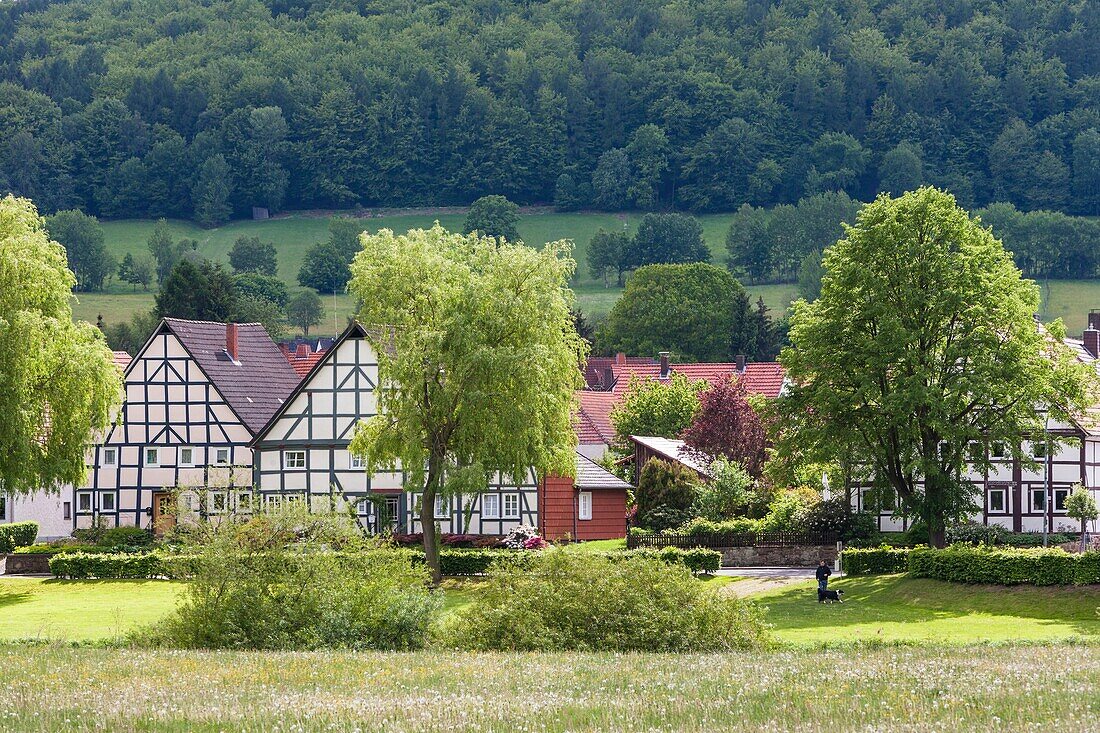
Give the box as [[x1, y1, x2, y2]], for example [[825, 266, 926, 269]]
[[421, 452, 444, 585], [1082, 518, 1088, 553]]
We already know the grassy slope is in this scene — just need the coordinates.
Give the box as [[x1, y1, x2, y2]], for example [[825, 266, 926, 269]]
[[78, 210, 797, 336], [76, 211, 1100, 337], [760, 574, 1100, 644], [1, 644, 1097, 731]]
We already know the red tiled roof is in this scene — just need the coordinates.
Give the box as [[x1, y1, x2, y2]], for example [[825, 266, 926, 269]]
[[575, 356, 786, 446], [575, 391, 619, 445], [285, 349, 326, 377], [112, 351, 132, 371]]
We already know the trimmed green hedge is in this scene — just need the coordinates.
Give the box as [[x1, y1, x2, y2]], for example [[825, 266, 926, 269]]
[[841, 544, 1100, 585], [909, 545, 1100, 586], [0, 522, 39, 553], [841, 546, 912, 575], [49, 552, 200, 579], [48, 545, 723, 579]]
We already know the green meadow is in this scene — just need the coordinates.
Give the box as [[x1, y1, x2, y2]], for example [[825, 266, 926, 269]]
[[72, 211, 1100, 338]]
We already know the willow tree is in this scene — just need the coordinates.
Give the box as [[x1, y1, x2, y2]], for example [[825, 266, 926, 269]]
[[0, 196, 122, 495], [348, 224, 585, 582], [776, 187, 1095, 547]]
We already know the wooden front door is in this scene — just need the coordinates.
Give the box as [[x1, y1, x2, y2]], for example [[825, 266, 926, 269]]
[[152, 492, 175, 535]]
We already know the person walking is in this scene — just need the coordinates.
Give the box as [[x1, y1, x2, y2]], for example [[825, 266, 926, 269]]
[[816, 560, 832, 603]]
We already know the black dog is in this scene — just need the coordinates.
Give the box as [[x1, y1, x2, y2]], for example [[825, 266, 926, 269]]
[[817, 588, 844, 603]]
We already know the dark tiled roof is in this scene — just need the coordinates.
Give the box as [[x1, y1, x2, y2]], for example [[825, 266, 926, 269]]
[[112, 351, 132, 371], [163, 318, 302, 434], [574, 451, 632, 490]]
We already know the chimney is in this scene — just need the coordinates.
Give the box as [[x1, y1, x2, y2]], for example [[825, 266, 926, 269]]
[[295, 343, 310, 359], [615, 352, 627, 367], [736, 354, 746, 372], [1085, 329, 1100, 359], [658, 351, 670, 379], [225, 323, 239, 362], [602, 366, 615, 390]]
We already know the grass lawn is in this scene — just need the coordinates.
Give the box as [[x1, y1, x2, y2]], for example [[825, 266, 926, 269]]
[[0, 577, 184, 641], [0, 644, 1097, 731], [761, 574, 1100, 644]]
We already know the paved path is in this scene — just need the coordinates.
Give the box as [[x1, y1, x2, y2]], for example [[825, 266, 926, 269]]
[[715, 567, 843, 598]]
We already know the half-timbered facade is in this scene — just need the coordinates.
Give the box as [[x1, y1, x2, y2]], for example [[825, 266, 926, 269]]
[[70, 318, 301, 532], [250, 322, 540, 534], [855, 322, 1100, 535]]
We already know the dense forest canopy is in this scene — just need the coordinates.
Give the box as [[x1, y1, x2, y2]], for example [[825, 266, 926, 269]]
[[0, 0, 1098, 223]]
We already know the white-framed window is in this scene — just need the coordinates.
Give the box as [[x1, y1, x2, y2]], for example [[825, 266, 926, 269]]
[[385, 496, 400, 529], [144, 447, 160, 467], [102, 447, 117, 466], [578, 491, 592, 521], [209, 491, 227, 514], [434, 495, 449, 519], [1054, 488, 1070, 512], [1031, 488, 1047, 513], [265, 494, 283, 509], [503, 493, 520, 519], [237, 492, 252, 512], [482, 494, 500, 519], [179, 447, 195, 467], [988, 487, 1007, 513], [215, 448, 230, 465], [1033, 441, 1048, 459], [990, 442, 1007, 459], [77, 491, 93, 513], [966, 442, 983, 462], [283, 451, 306, 469], [356, 497, 370, 515], [100, 492, 117, 512], [350, 453, 365, 469]]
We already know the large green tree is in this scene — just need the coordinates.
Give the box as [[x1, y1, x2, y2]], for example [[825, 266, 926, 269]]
[[610, 374, 705, 445], [228, 236, 278, 276], [599, 263, 758, 362], [462, 195, 521, 242], [286, 289, 323, 337], [776, 187, 1096, 547], [44, 209, 113, 291], [348, 224, 585, 583], [626, 213, 709, 270], [0, 196, 122, 495]]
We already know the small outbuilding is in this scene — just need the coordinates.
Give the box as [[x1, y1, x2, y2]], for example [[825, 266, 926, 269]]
[[539, 451, 632, 541]]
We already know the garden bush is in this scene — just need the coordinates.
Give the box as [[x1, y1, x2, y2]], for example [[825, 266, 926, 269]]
[[908, 545, 1100, 586], [449, 551, 767, 651], [672, 516, 762, 536], [800, 499, 879, 542], [97, 526, 154, 548], [143, 507, 441, 650], [0, 522, 39, 553], [50, 552, 185, 579], [635, 458, 699, 532], [841, 546, 912, 575]]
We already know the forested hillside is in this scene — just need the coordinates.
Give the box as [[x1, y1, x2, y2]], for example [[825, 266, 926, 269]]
[[0, 0, 1097, 223]]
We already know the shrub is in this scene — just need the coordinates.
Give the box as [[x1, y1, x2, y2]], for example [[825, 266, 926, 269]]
[[908, 545, 1100, 586], [97, 526, 155, 548], [690, 458, 756, 521], [841, 546, 911, 575], [635, 458, 700, 531], [673, 516, 763, 536], [499, 525, 546, 550], [800, 499, 879, 542], [143, 506, 441, 650], [0, 522, 39, 553], [758, 488, 819, 533], [449, 551, 767, 651], [50, 552, 184, 579]]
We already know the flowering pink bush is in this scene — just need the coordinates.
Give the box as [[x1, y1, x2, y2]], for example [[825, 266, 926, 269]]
[[501, 525, 546, 550], [523, 536, 549, 550]]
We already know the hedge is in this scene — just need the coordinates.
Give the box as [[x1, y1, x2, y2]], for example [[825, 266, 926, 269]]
[[0, 522, 39, 553], [48, 545, 723, 579], [49, 552, 200, 579], [908, 545, 1100, 586], [841, 546, 911, 575]]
